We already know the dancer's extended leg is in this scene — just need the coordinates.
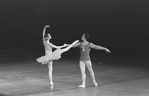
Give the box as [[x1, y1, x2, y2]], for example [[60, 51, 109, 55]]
[[86, 60, 98, 86], [48, 61, 54, 89], [51, 40, 79, 60], [78, 61, 86, 88], [60, 40, 79, 53]]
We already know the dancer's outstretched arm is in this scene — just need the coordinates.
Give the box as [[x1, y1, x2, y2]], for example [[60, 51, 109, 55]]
[[42, 25, 50, 42], [90, 43, 111, 53]]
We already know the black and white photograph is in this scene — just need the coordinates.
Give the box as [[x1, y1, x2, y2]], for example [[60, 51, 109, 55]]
[[0, 0, 149, 96]]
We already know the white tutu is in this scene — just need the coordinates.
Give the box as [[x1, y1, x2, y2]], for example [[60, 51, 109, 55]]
[[36, 49, 62, 64], [36, 51, 52, 64]]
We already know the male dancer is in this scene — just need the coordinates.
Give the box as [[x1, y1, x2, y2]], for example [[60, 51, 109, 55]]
[[71, 33, 111, 88]]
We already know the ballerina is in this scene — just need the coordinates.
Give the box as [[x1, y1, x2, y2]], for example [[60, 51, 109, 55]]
[[36, 25, 79, 89]]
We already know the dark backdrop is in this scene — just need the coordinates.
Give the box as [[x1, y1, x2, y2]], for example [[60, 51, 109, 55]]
[[0, 0, 149, 60]]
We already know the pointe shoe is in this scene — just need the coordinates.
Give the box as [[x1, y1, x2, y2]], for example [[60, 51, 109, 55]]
[[78, 84, 86, 88], [50, 84, 54, 89], [50, 83, 54, 89], [73, 40, 79, 45], [68, 40, 79, 48]]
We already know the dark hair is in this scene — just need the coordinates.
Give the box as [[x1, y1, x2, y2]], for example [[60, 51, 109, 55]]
[[83, 33, 90, 41]]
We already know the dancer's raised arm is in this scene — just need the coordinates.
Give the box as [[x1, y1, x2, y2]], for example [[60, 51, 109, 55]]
[[90, 43, 111, 53], [43, 25, 50, 42]]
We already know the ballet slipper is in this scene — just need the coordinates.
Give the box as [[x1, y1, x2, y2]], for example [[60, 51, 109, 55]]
[[78, 84, 86, 88], [50, 84, 54, 89], [93, 82, 98, 87], [50, 82, 54, 89]]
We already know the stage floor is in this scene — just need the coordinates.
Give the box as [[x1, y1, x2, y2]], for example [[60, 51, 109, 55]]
[[0, 57, 149, 96]]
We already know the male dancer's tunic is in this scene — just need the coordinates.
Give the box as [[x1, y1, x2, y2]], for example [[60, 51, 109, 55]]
[[79, 43, 91, 61]]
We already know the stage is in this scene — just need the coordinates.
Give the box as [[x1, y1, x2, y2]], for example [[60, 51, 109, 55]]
[[0, 53, 149, 96]]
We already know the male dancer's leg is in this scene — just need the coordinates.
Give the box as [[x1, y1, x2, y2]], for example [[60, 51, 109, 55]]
[[78, 61, 86, 88], [85, 60, 98, 86]]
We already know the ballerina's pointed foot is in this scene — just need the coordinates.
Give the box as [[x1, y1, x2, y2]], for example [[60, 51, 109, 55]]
[[50, 83, 54, 89], [50, 85, 54, 89], [78, 84, 86, 88], [73, 40, 79, 44]]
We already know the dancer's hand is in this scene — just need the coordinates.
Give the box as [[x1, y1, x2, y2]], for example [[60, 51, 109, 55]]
[[45, 25, 50, 27], [105, 48, 111, 53], [65, 44, 71, 46], [63, 44, 67, 47], [75, 40, 79, 43]]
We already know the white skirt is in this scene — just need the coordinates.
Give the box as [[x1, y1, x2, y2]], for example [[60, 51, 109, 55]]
[[36, 51, 52, 64], [36, 49, 62, 64]]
